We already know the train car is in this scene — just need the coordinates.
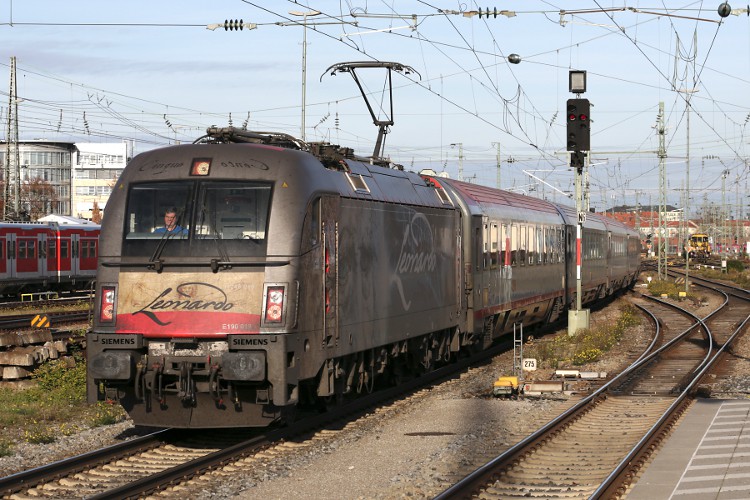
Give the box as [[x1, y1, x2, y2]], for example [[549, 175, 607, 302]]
[[687, 232, 711, 260], [0, 221, 100, 296], [86, 127, 640, 429], [433, 179, 639, 347]]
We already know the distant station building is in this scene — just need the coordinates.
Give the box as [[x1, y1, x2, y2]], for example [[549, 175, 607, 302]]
[[0, 140, 129, 221], [72, 142, 129, 220]]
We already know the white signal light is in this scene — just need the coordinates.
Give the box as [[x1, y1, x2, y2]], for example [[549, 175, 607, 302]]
[[264, 286, 284, 324], [100, 286, 116, 323]]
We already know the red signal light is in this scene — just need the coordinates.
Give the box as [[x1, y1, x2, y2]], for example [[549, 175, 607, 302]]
[[568, 114, 577, 121], [100, 285, 116, 323], [264, 285, 285, 324], [579, 113, 588, 121]]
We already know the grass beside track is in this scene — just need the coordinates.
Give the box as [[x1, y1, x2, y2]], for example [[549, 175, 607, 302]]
[[525, 300, 642, 369], [0, 334, 126, 457]]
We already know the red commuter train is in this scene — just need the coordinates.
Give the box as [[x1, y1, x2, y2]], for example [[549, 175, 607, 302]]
[[0, 221, 100, 297]]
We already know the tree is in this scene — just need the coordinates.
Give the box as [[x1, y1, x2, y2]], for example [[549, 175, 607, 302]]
[[21, 177, 58, 221], [91, 200, 102, 224]]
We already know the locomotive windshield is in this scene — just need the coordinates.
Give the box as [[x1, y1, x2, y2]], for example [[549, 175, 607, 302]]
[[122, 180, 272, 256]]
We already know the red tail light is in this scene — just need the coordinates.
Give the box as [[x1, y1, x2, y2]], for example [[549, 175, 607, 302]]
[[100, 286, 116, 323], [264, 286, 284, 324]]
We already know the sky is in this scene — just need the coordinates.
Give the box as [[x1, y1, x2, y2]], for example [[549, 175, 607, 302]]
[[2, 1, 750, 215]]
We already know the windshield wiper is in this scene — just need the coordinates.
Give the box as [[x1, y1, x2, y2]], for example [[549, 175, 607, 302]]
[[102, 258, 289, 272]]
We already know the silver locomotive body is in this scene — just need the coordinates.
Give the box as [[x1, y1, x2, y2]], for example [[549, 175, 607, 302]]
[[87, 133, 462, 427]]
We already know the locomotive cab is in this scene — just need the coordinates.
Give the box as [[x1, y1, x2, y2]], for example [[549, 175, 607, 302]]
[[87, 146, 312, 428]]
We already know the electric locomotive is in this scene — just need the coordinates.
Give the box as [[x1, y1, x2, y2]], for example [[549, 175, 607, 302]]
[[87, 127, 640, 428], [87, 129, 463, 427]]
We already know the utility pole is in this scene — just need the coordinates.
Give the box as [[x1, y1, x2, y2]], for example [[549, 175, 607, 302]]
[[635, 190, 641, 240], [649, 193, 654, 256], [4, 56, 19, 220], [736, 173, 740, 253], [451, 143, 464, 181], [289, 10, 321, 142], [491, 141, 501, 189], [657, 102, 668, 280], [680, 87, 697, 295], [722, 170, 729, 259]]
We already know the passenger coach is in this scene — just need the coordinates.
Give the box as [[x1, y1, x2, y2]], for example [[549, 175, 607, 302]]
[[0, 221, 99, 296]]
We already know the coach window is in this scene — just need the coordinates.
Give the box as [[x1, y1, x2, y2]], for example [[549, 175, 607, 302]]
[[18, 239, 35, 260], [48, 240, 57, 260], [196, 182, 271, 241], [474, 227, 483, 271], [82, 240, 97, 259], [490, 223, 499, 268], [520, 225, 528, 266], [510, 224, 518, 266], [301, 197, 321, 253], [500, 224, 508, 266], [549, 228, 555, 263], [537, 227, 544, 265], [483, 223, 489, 270], [124, 182, 193, 239], [524, 225, 531, 265], [60, 240, 69, 259]]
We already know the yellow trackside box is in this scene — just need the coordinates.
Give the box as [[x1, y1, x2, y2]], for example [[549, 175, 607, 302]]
[[493, 376, 519, 397]]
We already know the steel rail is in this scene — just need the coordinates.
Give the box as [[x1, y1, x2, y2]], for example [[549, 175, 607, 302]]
[[592, 289, 750, 498], [0, 429, 174, 496], [433, 291, 717, 499]]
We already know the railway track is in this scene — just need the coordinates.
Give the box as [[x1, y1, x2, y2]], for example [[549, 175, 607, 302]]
[[3, 276, 746, 498], [0, 325, 524, 499], [0, 310, 90, 330], [434, 275, 750, 499]]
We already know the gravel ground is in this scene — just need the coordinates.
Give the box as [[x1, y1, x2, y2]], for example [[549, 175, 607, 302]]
[[0, 280, 743, 500]]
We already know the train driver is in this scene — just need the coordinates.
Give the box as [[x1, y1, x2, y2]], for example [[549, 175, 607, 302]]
[[153, 207, 188, 235]]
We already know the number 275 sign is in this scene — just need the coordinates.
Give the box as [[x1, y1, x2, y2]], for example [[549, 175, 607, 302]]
[[523, 358, 537, 371]]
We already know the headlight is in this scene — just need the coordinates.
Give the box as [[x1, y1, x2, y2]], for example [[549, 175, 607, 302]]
[[221, 351, 266, 381], [89, 351, 133, 380]]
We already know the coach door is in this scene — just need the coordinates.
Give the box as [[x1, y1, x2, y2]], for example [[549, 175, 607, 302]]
[[38, 233, 48, 279], [15, 235, 39, 279], [606, 231, 612, 292], [4, 234, 15, 279], [0, 235, 7, 280], [57, 235, 72, 277], [78, 234, 98, 276], [70, 233, 81, 276]]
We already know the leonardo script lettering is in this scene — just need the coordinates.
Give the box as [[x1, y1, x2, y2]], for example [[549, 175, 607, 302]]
[[134, 282, 235, 326], [391, 212, 438, 311]]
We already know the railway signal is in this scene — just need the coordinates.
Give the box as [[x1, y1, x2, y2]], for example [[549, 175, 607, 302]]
[[566, 98, 590, 152]]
